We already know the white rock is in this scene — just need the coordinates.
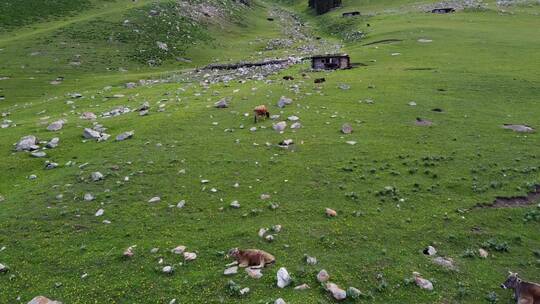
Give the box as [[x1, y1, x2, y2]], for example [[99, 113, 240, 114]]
[[83, 128, 101, 139], [341, 123, 353, 134], [413, 272, 433, 290], [290, 122, 302, 129], [0, 263, 8, 273], [148, 197, 161, 203], [277, 267, 291, 288], [116, 131, 134, 141], [294, 283, 310, 290], [275, 298, 286, 304], [258, 228, 268, 238], [83, 193, 95, 201], [16, 135, 38, 151], [479, 248, 489, 258], [224, 266, 238, 276], [214, 98, 229, 108], [27, 296, 62, 304], [47, 120, 65, 131], [277, 96, 292, 108], [287, 115, 299, 121], [176, 200, 186, 208], [171, 246, 186, 255], [183, 252, 197, 261], [239, 287, 250, 295], [245, 267, 263, 279], [305, 255, 317, 265], [273, 121, 287, 132], [230, 201, 240, 208], [326, 282, 347, 300], [91, 172, 104, 181], [424, 245, 437, 256], [317, 269, 330, 282], [95, 209, 104, 217], [162, 266, 173, 274]]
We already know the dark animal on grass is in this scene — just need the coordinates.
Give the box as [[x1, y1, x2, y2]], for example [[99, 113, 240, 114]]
[[501, 272, 540, 304], [226, 248, 275, 268], [283, 76, 294, 81], [253, 105, 270, 123], [314, 78, 326, 84]]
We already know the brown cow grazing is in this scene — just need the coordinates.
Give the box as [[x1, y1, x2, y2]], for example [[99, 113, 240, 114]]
[[253, 105, 270, 123], [501, 272, 540, 304], [226, 248, 275, 269]]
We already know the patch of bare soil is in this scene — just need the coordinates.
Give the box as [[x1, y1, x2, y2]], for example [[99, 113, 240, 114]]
[[476, 185, 540, 208], [363, 39, 402, 46], [502, 124, 535, 133], [415, 118, 433, 126]]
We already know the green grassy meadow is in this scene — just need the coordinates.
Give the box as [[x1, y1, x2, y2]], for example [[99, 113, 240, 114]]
[[0, 0, 539, 303]]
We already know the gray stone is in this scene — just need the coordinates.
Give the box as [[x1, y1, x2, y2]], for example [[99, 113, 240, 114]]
[[214, 98, 229, 108], [0, 263, 8, 273], [83, 193, 95, 201], [27, 296, 62, 304], [347, 287, 362, 299], [277, 96, 292, 108], [31, 151, 47, 158], [273, 121, 287, 132], [326, 282, 347, 300], [91, 172, 104, 182], [277, 267, 291, 288], [224, 266, 238, 276], [16, 135, 38, 151], [317, 269, 330, 282], [341, 123, 353, 134], [47, 120, 65, 131], [116, 131, 134, 141], [83, 128, 101, 139], [80, 112, 97, 120], [46, 138, 60, 149], [45, 162, 58, 170]]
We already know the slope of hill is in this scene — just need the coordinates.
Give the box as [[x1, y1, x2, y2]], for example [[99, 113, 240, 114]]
[[0, 0, 539, 303]]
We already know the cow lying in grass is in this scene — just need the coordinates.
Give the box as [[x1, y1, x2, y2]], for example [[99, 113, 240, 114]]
[[253, 105, 270, 123], [501, 272, 540, 304], [226, 248, 275, 268]]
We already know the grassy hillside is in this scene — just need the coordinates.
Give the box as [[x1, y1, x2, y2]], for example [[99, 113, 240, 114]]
[[0, 0, 539, 303]]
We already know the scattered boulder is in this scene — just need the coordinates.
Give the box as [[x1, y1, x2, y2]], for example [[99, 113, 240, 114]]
[[31, 151, 47, 158], [277, 96, 292, 108], [230, 201, 241, 208], [214, 98, 229, 108], [275, 298, 286, 304], [45, 162, 58, 170], [80, 112, 97, 120], [83, 193, 95, 201], [305, 255, 317, 265], [172, 246, 186, 255], [162, 266, 174, 274], [245, 267, 263, 279], [83, 128, 107, 141], [347, 287, 362, 299], [325, 208, 337, 217], [123, 246, 135, 258], [224, 266, 238, 276], [91, 172, 104, 181], [0, 263, 8, 273], [326, 282, 347, 300], [46, 138, 60, 149], [95, 209, 104, 217], [148, 197, 161, 203], [478, 248, 489, 258], [317, 269, 330, 283], [432, 257, 457, 270], [423, 246, 437, 256], [27, 296, 62, 304], [290, 122, 302, 129], [47, 120, 65, 131], [116, 131, 134, 141], [273, 121, 287, 132], [413, 272, 433, 290], [183, 252, 197, 261], [341, 123, 353, 134], [502, 124, 534, 133], [16, 135, 38, 151], [277, 267, 291, 288], [294, 283, 310, 290]]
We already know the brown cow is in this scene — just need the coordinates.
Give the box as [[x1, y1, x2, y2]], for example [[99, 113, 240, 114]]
[[253, 105, 270, 123], [226, 248, 275, 269], [501, 272, 540, 304]]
